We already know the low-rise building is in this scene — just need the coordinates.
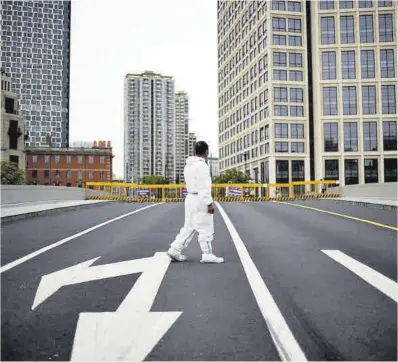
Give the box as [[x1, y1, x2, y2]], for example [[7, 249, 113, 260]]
[[25, 140, 114, 187], [1, 71, 27, 170]]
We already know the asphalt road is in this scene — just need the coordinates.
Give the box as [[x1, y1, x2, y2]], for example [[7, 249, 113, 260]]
[[1, 200, 397, 361]]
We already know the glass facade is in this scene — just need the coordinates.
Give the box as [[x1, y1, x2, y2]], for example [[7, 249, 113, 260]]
[[0, 1, 71, 147]]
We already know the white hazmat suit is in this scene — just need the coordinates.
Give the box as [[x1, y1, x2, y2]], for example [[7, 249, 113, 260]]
[[168, 156, 224, 263]]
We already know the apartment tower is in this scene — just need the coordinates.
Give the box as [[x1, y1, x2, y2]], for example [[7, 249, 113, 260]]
[[217, 0, 397, 186], [124, 71, 176, 183], [175, 91, 189, 183], [0, 1, 71, 147]]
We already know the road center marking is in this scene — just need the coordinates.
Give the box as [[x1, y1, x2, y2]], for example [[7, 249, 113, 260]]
[[277, 202, 398, 231], [322, 250, 398, 302], [0, 203, 163, 274], [216, 202, 307, 362]]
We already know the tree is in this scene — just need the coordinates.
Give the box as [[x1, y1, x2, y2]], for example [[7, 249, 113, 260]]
[[1, 161, 25, 185], [139, 175, 168, 184], [213, 168, 249, 184]]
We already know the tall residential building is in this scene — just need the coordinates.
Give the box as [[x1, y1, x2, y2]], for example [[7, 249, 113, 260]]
[[1, 72, 27, 170], [208, 156, 220, 178], [187, 132, 197, 157], [311, 0, 397, 185], [124, 71, 176, 183], [217, 0, 397, 186], [175, 91, 189, 183], [0, 1, 71, 148], [218, 0, 310, 187]]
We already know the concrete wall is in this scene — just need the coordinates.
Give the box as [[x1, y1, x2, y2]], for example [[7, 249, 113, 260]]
[[341, 182, 398, 200]]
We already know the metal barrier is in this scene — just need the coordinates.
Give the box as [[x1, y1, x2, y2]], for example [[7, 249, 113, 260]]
[[85, 181, 341, 202]]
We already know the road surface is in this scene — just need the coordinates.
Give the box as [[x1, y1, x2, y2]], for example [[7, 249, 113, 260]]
[[1, 200, 397, 361]]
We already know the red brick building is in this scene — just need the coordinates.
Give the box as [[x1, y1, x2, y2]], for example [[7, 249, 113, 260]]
[[25, 141, 114, 187]]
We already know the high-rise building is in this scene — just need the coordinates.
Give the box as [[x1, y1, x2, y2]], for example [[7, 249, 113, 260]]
[[187, 132, 197, 157], [1, 72, 27, 170], [124, 71, 176, 183], [208, 156, 220, 178], [217, 0, 397, 186], [0, 1, 71, 148], [175, 91, 189, 183], [311, 0, 397, 185], [218, 0, 310, 186]]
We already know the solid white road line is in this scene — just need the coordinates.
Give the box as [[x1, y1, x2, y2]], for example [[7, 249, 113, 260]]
[[216, 202, 307, 361], [322, 250, 398, 302], [0, 203, 163, 274]]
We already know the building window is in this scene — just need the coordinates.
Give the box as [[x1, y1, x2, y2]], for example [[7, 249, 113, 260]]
[[323, 87, 338, 115], [55, 155, 60, 163], [289, 53, 302, 67], [361, 50, 375, 78], [360, 15, 374, 43], [384, 158, 397, 182], [32, 170, 37, 179], [345, 159, 359, 185], [378, 1, 392, 7], [100, 171, 105, 180], [292, 160, 305, 181], [276, 160, 289, 183], [362, 86, 377, 114], [288, 35, 302, 46], [342, 86, 357, 115], [288, 18, 301, 32], [89, 171, 94, 180], [288, 1, 301, 12], [273, 34, 287, 45], [275, 142, 289, 152], [325, 159, 339, 180], [275, 87, 288, 102], [290, 88, 304, 103], [44, 170, 50, 179], [78, 156, 83, 164], [273, 52, 287, 66], [275, 105, 289, 116], [344, 122, 358, 151], [274, 69, 288, 80], [289, 70, 303, 81], [291, 124, 304, 138], [324, 123, 339, 152], [32, 155, 38, 163], [383, 121, 397, 150], [364, 159, 378, 183], [340, 16, 355, 44], [320, 0, 334, 9], [379, 14, 393, 42], [382, 85, 396, 114], [363, 121, 378, 151], [321, 17, 335, 45], [359, 0, 373, 7], [89, 156, 94, 164], [291, 142, 304, 152], [322, 51, 336, 80], [291, 106, 304, 116], [9, 155, 18, 165], [341, 51, 356, 79], [380, 49, 395, 78], [66, 170, 71, 179], [273, 17, 286, 31], [100, 156, 105, 164], [78, 170, 83, 180], [272, 0, 286, 11], [44, 155, 49, 163], [275, 123, 289, 138], [340, 0, 353, 8], [66, 156, 72, 164], [55, 170, 60, 179]]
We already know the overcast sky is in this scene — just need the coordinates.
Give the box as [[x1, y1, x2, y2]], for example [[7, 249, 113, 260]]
[[69, 0, 218, 178]]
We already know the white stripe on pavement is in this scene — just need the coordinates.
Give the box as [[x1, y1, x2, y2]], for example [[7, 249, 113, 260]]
[[216, 202, 307, 361], [0, 203, 163, 274], [322, 250, 398, 302]]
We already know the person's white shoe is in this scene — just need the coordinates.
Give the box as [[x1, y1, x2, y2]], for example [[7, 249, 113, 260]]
[[167, 248, 187, 262], [200, 253, 224, 263]]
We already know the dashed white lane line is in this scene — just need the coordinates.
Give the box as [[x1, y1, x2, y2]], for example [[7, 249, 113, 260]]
[[216, 202, 307, 362], [0, 203, 163, 274], [322, 250, 398, 302]]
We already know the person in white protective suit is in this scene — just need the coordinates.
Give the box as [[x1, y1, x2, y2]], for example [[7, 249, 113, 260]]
[[167, 141, 224, 263]]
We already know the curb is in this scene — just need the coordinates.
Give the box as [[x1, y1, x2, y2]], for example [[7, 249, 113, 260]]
[[1, 201, 112, 223], [324, 199, 398, 211]]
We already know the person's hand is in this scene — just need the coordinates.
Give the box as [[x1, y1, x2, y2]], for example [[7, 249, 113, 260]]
[[207, 203, 216, 214]]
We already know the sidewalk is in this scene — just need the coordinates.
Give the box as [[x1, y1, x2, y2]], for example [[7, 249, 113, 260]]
[[334, 197, 397, 210], [1, 200, 109, 222]]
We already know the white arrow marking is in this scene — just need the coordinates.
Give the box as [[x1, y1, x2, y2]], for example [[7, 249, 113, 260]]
[[32, 252, 181, 361]]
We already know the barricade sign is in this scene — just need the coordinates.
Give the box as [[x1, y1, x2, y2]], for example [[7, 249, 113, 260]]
[[138, 188, 150, 198], [182, 188, 187, 197], [229, 187, 241, 197]]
